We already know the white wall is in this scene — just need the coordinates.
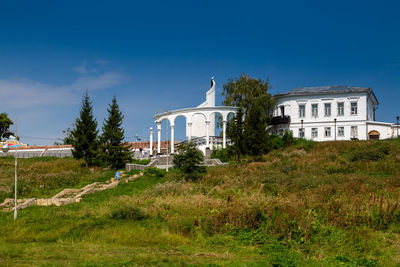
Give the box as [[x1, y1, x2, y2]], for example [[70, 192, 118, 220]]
[[275, 91, 371, 123], [190, 80, 216, 138], [273, 91, 396, 141]]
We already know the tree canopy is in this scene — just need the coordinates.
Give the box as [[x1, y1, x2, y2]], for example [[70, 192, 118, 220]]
[[223, 73, 275, 160], [0, 113, 13, 140], [222, 73, 275, 122]]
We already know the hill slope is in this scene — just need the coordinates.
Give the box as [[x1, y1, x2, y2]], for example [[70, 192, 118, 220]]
[[1, 140, 400, 266]]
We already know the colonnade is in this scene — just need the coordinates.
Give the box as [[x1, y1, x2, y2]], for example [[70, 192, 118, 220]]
[[151, 120, 228, 154], [151, 106, 237, 155]]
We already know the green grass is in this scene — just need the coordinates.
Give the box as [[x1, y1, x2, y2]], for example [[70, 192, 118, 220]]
[[1, 140, 400, 266], [0, 157, 115, 202]]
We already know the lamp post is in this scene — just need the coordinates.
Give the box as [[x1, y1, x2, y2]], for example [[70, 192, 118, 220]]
[[300, 119, 304, 138], [397, 116, 399, 138], [1, 130, 17, 220], [334, 118, 337, 141]]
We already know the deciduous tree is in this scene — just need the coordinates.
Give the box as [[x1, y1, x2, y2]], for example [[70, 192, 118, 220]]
[[173, 142, 205, 181], [222, 73, 275, 121], [0, 113, 13, 140]]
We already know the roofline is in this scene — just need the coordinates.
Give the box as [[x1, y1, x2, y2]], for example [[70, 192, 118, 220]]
[[275, 87, 379, 105]]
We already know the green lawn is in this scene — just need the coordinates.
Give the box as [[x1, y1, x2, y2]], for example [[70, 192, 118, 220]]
[[1, 140, 400, 266]]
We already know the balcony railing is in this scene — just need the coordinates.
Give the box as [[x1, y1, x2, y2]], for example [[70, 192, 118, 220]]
[[270, 116, 291, 125]]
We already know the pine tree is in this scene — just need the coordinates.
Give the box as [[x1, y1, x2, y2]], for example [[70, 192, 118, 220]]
[[70, 91, 99, 167], [100, 96, 131, 169]]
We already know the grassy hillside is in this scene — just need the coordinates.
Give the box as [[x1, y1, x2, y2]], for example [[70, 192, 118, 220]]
[[0, 157, 115, 202], [1, 139, 400, 266]]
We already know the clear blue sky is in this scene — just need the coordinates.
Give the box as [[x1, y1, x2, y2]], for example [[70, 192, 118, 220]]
[[1, 0, 399, 145]]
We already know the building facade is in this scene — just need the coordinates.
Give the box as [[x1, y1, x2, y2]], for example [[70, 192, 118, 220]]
[[271, 86, 398, 141]]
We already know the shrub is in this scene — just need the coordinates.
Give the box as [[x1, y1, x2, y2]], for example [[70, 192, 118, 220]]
[[265, 134, 284, 150], [349, 142, 390, 162], [262, 241, 302, 266], [173, 142, 205, 181], [294, 138, 315, 152], [143, 167, 165, 178], [110, 205, 148, 221], [210, 147, 232, 162], [282, 130, 295, 147]]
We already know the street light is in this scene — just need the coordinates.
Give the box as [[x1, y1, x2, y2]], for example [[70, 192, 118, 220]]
[[1, 130, 18, 220], [334, 118, 337, 141], [397, 116, 399, 138], [300, 119, 304, 138]]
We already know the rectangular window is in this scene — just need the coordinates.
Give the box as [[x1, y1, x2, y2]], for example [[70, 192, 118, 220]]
[[351, 102, 358, 115], [337, 102, 344, 116], [312, 104, 318, 117], [324, 103, 331, 117], [325, 127, 331, 137], [278, 128, 284, 136], [311, 128, 318, 138], [351, 126, 358, 137], [299, 128, 305, 138], [299, 104, 305, 118], [338, 127, 344, 137]]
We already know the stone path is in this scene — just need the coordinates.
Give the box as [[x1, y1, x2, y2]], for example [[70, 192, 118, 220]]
[[0, 171, 143, 212]]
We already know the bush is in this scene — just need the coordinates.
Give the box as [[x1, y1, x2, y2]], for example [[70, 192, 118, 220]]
[[173, 142, 205, 181], [210, 147, 232, 162], [349, 142, 390, 161], [265, 134, 284, 150], [294, 138, 315, 152], [110, 205, 148, 221], [282, 130, 295, 147], [262, 241, 302, 267], [143, 167, 165, 178]]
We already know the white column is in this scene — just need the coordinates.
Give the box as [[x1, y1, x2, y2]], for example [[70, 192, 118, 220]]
[[157, 122, 161, 154], [206, 121, 210, 148], [222, 120, 227, 148], [171, 125, 175, 154], [187, 122, 192, 141], [149, 127, 153, 156]]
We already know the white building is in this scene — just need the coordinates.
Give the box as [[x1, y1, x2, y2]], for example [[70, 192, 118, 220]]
[[272, 85, 398, 141], [153, 78, 238, 154]]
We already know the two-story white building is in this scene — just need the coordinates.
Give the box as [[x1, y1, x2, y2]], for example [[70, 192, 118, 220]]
[[271, 85, 398, 141]]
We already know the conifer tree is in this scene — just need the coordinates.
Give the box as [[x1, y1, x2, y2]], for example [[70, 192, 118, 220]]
[[227, 108, 246, 164], [71, 91, 99, 167], [100, 96, 131, 169], [243, 101, 269, 160]]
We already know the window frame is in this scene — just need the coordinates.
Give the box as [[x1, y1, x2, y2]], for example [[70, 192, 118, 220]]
[[311, 104, 318, 117], [324, 103, 331, 117], [338, 126, 345, 137], [311, 128, 318, 138], [351, 102, 358, 115], [299, 128, 305, 138], [324, 127, 331, 137], [337, 102, 344, 116], [299, 104, 305, 118]]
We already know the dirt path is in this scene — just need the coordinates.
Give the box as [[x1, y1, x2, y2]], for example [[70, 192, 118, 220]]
[[0, 171, 143, 212]]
